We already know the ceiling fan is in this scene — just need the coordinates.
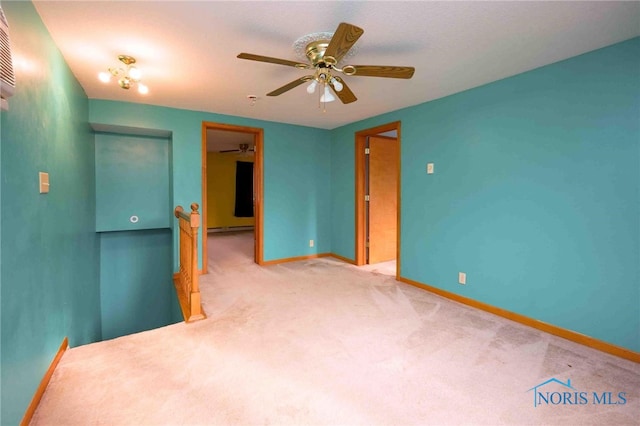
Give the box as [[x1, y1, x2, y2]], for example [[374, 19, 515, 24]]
[[219, 143, 254, 155], [237, 22, 415, 104]]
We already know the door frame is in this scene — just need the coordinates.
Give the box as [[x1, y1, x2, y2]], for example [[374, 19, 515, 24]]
[[201, 121, 264, 273], [355, 121, 401, 275]]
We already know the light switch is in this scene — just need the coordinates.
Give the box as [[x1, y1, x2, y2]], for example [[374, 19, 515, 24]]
[[39, 172, 50, 194], [427, 163, 434, 174]]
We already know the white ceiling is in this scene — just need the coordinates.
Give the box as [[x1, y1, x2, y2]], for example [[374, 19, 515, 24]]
[[32, 1, 639, 137], [206, 129, 254, 153]]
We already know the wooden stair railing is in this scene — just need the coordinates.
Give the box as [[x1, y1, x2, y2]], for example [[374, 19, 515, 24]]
[[173, 203, 206, 322]]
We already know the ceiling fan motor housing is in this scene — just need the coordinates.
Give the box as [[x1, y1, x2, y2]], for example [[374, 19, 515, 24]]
[[305, 40, 331, 66]]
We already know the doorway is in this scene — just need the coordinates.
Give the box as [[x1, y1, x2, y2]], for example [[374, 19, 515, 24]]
[[201, 122, 264, 273], [355, 121, 401, 277]]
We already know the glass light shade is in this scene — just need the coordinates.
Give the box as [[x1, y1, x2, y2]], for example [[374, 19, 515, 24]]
[[128, 66, 142, 81], [330, 77, 343, 92], [306, 80, 318, 94], [137, 83, 149, 95], [98, 71, 111, 83], [320, 86, 336, 103]]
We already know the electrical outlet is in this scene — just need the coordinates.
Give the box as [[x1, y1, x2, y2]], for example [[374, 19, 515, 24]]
[[458, 272, 466, 285], [309, 239, 314, 248], [427, 163, 434, 174]]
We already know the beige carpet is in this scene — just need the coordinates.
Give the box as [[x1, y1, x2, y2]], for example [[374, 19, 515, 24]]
[[31, 232, 640, 425], [357, 259, 396, 277]]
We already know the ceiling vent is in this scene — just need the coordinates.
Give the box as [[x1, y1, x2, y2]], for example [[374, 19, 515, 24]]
[[0, 6, 15, 111]]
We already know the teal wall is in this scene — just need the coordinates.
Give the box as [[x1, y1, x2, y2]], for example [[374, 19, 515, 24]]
[[100, 229, 179, 340], [95, 133, 171, 232], [331, 38, 640, 352], [263, 125, 331, 259], [89, 100, 332, 264], [329, 126, 358, 260], [0, 2, 101, 424]]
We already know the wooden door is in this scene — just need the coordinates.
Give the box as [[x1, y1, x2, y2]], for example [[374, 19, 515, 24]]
[[367, 135, 398, 264]]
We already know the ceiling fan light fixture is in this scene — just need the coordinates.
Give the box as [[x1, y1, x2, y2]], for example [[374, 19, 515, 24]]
[[330, 77, 343, 92], [237, 22, 413, 110], [306, 80, 318, 94], [320, 85, 336, 103]]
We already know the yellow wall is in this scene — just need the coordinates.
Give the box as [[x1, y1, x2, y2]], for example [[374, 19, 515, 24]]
[[206, 152, 255, 228]]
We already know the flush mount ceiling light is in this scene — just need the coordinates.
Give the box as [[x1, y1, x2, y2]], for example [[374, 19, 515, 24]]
[[98, 55, 148, 94]]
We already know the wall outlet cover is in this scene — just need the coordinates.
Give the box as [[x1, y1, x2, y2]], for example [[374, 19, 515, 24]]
[[427, 163, 434, 174]]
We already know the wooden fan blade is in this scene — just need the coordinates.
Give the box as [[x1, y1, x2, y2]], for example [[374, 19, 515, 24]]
[[237, 53, 309, 69], [267, 76, 314, 96], [350, 65, 415, 79], [324, 23, 364, 64], [219, 149, 240, 153], [331, 77, 357, 104]]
